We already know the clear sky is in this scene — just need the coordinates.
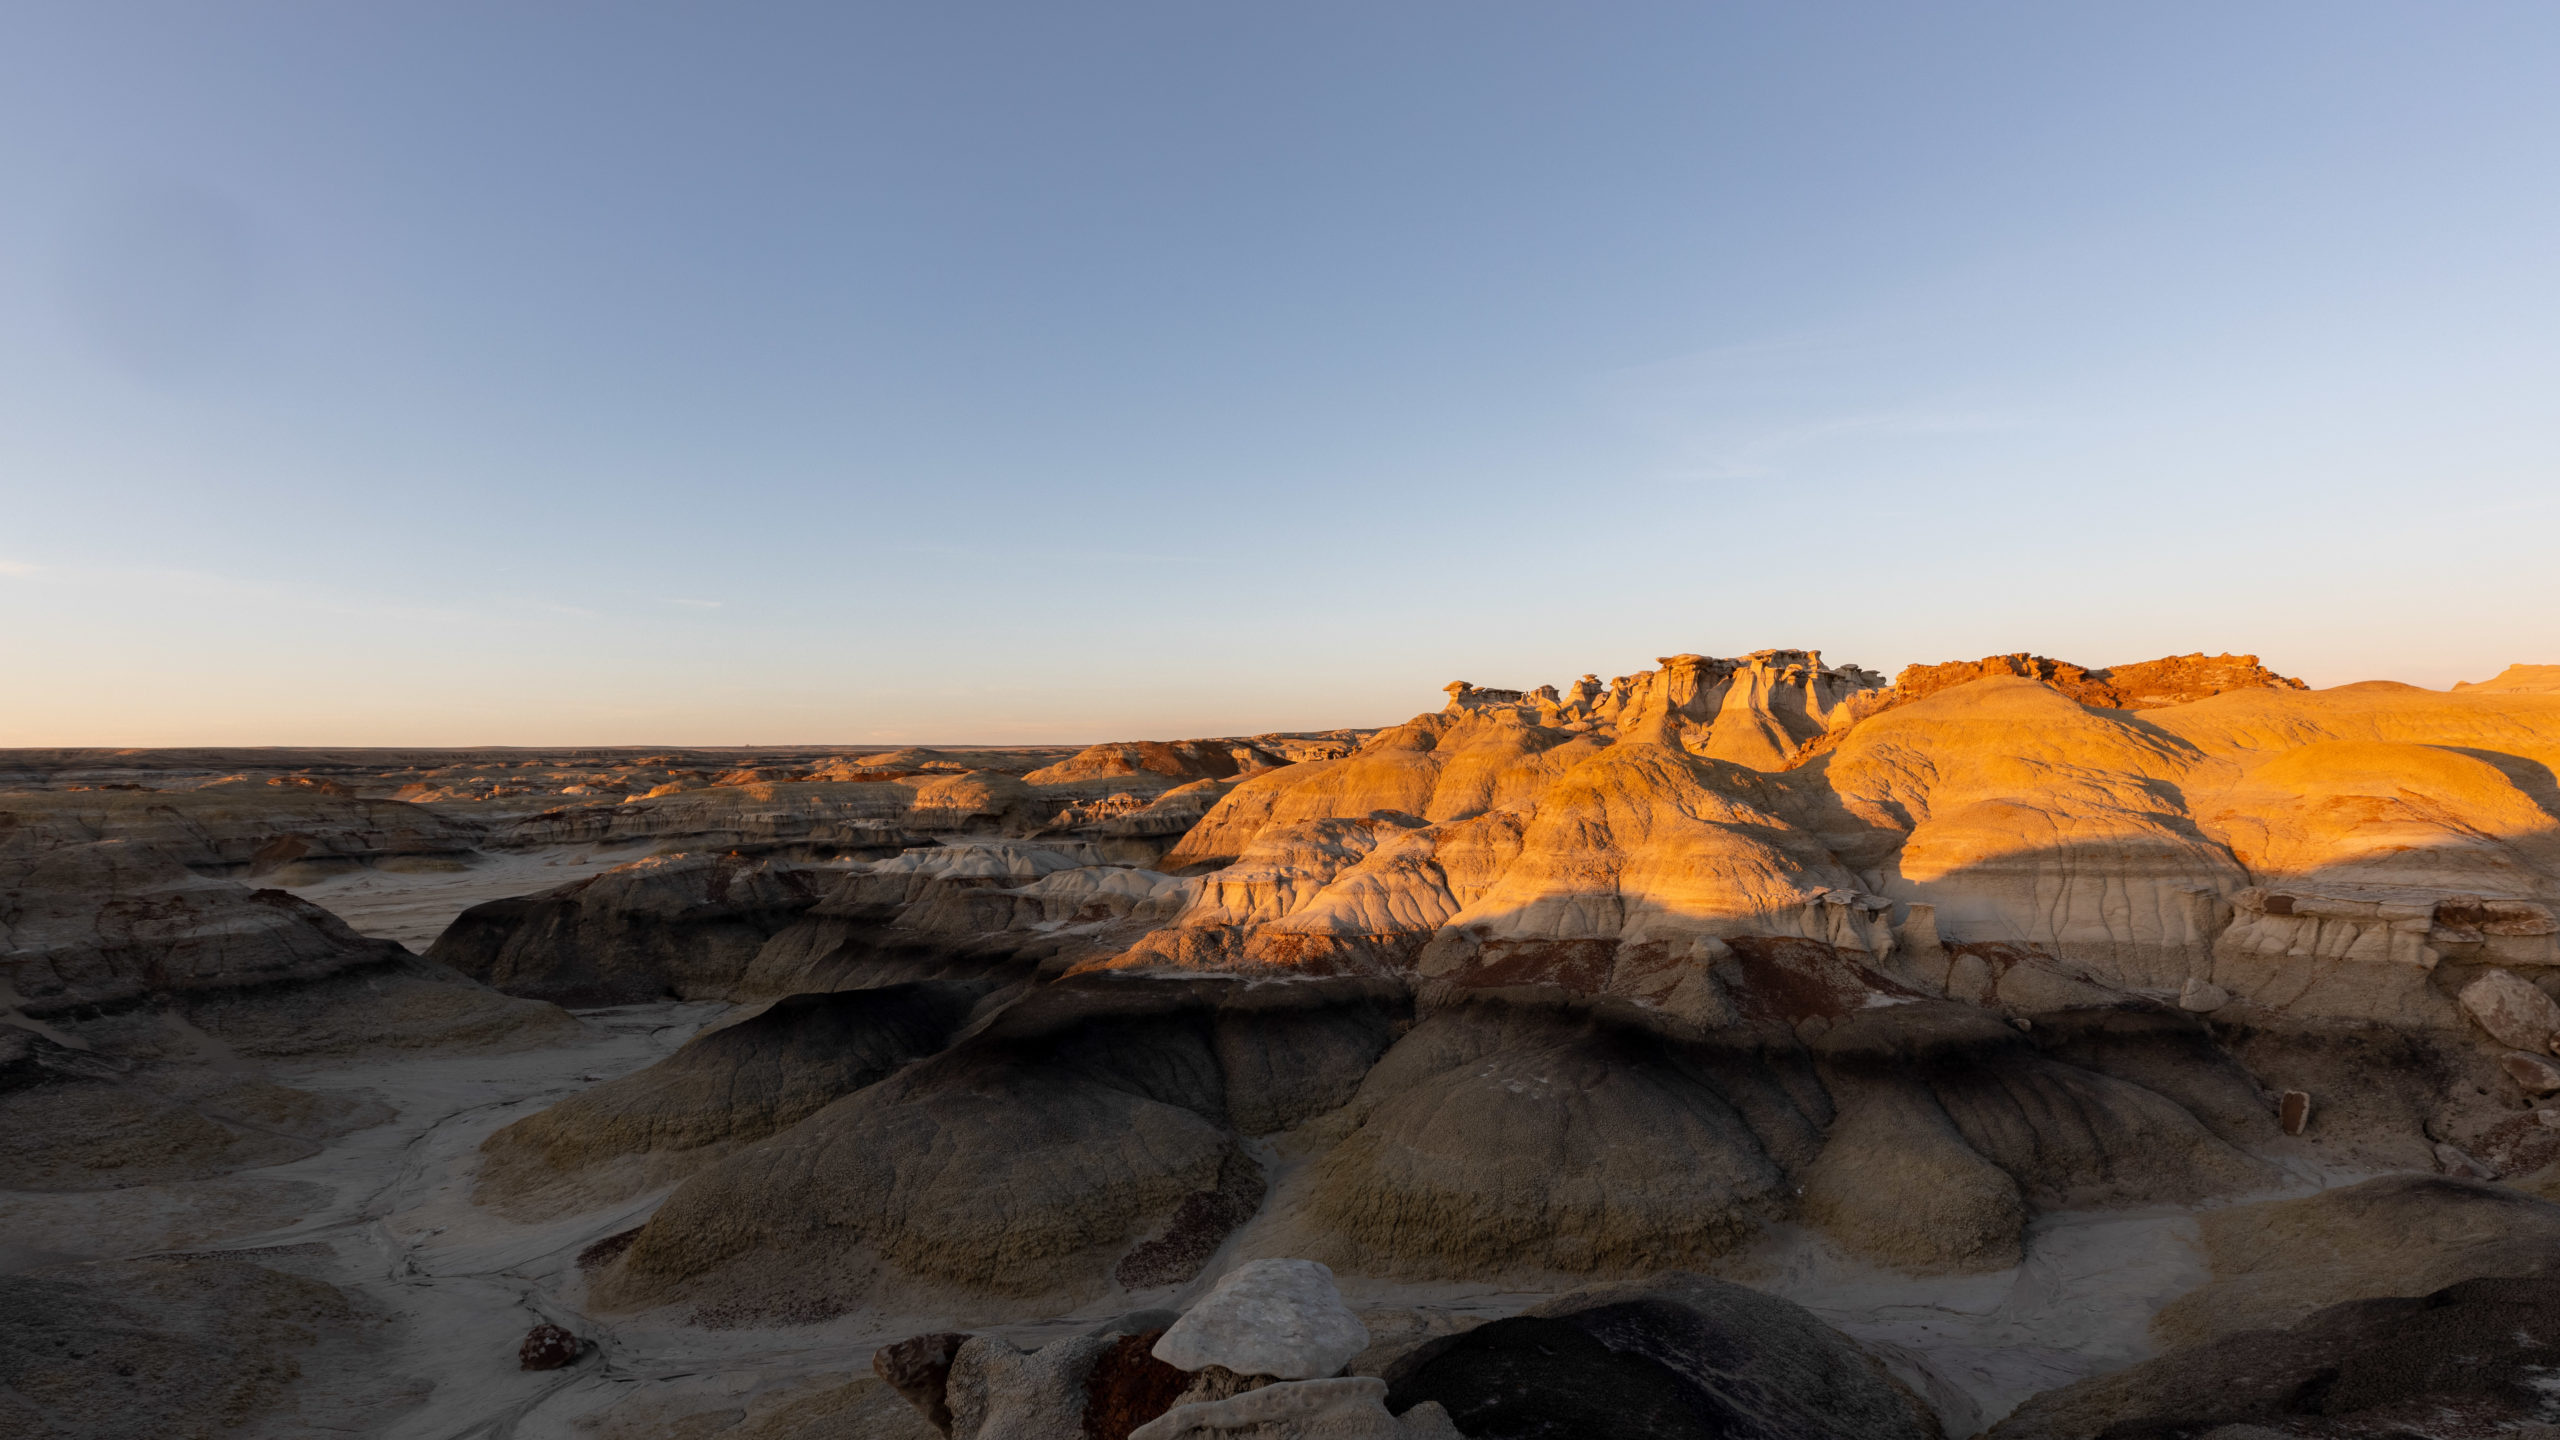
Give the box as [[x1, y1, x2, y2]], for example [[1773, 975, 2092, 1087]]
[[4, 4, 2556, 746]]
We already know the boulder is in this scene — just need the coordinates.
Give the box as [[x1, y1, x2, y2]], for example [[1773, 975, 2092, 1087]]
[[2177, 976, 2231, 1012], [1381, 1273, 1935, 1440], [946, 1332, 1112, 1440], [1128, 1377, 1403, 1440], [875, 1331, 971, 1433], [2502, 1051, 2560, 1094], [517, 1322, 581, 1370], [2458, 969, 2560, 1051], [1152, 1260, 1371, 1382]]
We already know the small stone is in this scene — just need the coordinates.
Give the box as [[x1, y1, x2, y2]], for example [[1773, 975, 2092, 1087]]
[[1151, 1259, 1371, 1382], [2506, 1053, 2560, 1095], [2459, 970, 2560, 1051], [517, 1322, 581, 1371], [2179, 977, 2233, 1013], [2434, 1140, 2498, 1180], [2541, 1110, 2560, 1130], [875, 1331, 971, 1433], [2279, 1091, 2312, 1136]]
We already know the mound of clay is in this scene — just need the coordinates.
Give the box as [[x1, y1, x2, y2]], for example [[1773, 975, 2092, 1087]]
[[1990, 1276, 2560, 1440], [1279, 1001, 1804, 1280], [1026, 740, 1287, 788], [2, 820, 569, 1192], [430, 852, 831, 1005], [0, 1252, 384, 1440], [1275, 991, 2270, 1284], [476, 979, 994, 1218], [1, 827, 566, 1058], [0, 787, 478, 876], [1801, 1001, 2272, 1273], [590, 977, 1405, 1322], [737, 844, 1195, 995], [5, 835, 417, 1014], [2147, 1175, 2560, 1344], [0, 1025, 387, 1190], [1381, 1272, 1937, 1440]]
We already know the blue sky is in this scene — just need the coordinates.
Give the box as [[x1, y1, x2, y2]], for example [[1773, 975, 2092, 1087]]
[[4, 4, 2556, 744]]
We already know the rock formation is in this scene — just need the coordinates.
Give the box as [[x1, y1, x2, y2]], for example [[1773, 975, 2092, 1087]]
[[430, 852, 834, 1005], [16, 644, 2560, 1440], [1381, 1273, 1938, 1439]]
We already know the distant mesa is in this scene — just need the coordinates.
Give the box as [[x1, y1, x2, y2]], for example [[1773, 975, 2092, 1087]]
[[2456, 663, 2560, 694]]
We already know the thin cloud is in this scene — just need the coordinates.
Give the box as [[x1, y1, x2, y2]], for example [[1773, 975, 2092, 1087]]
[[666, 598, 724, 609], [0, 560, 39, 576], [1667, 407, 2028, 485]]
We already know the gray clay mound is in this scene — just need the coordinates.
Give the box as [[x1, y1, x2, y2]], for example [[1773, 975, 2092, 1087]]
[[477, 978, 996, 1218], [1990, 1275, 2560, 1440], [590, 976, 1407, 1322], [430, 852, 833, 1005]]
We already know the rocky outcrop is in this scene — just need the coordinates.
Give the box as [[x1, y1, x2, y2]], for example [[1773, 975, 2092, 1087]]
[[733, 842, 1196, 996], [1892, 651, 2305, 712], [429, 852, 833, 1005], [883, 1265, 1449, 1440], [1127, 662, 2560, 1020], [1439, 650, 1886, 770]]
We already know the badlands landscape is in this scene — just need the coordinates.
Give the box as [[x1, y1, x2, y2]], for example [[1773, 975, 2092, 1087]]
[[10, 648, 2560, 1440]]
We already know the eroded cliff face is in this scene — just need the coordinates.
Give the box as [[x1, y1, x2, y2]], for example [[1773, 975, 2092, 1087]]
[[1442, 648, 1887, 768], [1098, 654, 2560, 1035]]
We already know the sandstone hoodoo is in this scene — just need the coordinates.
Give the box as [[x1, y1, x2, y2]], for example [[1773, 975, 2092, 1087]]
[[11, 644, 2560, 1439]]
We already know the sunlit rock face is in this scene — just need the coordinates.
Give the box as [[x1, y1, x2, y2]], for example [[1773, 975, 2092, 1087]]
[[1118, 653, 2560, 1028]]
